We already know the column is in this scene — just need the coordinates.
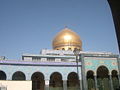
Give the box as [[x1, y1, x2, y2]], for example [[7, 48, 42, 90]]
[[80, 79, 83, 90], [109, 75, 113, 90], [63, 80, 67, 90], [94, 75, 98, 90], [7, 72, 12, 80], [45, 80, 49, 90], [26, 73, 31, 81], [84, 75, 88, 90], [81, 55, 88, 90], [77, 65, 82, 90]]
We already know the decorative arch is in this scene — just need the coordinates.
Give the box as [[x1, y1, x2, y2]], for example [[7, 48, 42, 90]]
[[12, 71, 26, 80], [31, 71, 44, 80], [67, 72, 79, 81], [110, 69, 119, 75], [97, 65, 109, 77], [87, 70, 94, 79], [95, 64, 110, 75], [111, 70, 118, 75], [85, 69, 95, 76], [49, 72, 63, 89], [31, 72, 45, 90], [0, 70, 6, 80], [67, 72, 80, 90]]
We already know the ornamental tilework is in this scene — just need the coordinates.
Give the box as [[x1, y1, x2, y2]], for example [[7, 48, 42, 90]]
[[84, 57, 118, 74]]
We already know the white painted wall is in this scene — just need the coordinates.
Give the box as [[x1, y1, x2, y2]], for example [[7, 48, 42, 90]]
[[0, 80, 32, 90]]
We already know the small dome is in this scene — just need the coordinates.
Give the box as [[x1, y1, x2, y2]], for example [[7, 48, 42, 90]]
[[52, 28, 82, 51]]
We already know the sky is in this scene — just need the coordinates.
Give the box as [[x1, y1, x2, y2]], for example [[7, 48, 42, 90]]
[[0, 0, 119, 60]]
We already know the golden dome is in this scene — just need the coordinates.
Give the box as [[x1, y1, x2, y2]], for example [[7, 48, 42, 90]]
[[52, 28, 82, 51]]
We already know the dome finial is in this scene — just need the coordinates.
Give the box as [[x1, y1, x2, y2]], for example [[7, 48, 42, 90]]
[[64, 25, 68, 28]]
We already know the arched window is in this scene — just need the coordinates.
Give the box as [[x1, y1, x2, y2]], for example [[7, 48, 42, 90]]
[[0, 70, 6, 80], [31, 72, 44, 90], [12, 71, 26, 80], [112, 70, 119, 90], [87, 70, 95, 90], [97, 66, 110, 90], [67, 72, 79, 90], [50, 72, 63, 90]]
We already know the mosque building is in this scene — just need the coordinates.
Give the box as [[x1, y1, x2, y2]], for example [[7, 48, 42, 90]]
[[0, 28, 119, 90]]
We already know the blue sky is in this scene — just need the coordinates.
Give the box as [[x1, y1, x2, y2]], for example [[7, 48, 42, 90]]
[[0, 0, 119, 60]]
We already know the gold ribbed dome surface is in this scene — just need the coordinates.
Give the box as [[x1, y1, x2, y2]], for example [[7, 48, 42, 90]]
[[52, 28, 82, 51]]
